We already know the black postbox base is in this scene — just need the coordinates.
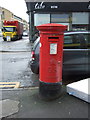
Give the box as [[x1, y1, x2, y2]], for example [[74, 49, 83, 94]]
[[39, 81, 62, 100]]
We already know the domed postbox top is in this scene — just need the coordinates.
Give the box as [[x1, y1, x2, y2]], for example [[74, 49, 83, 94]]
[[36, 23, 67, 33]]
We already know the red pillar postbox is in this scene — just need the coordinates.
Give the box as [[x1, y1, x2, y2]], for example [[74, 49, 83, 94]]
[[36, 23, 67, 100]]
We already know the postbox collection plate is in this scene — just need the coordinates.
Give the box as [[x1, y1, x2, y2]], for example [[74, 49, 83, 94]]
[[50, 43, 57, 54]]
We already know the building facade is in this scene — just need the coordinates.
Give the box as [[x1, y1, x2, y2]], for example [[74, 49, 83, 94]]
[[25, 0, 90, 41], [0, 7, 29, 31], [23, 19, 29, 31], [0, 7, 2, 30], [1, 7, 13, 21]]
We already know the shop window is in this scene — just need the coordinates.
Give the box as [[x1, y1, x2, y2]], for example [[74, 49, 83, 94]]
[[51, 14, 69, 23], [72, 12, 89, 31], [1, 11, 5, 19], [34, 14, 50, 26], [72, 12, 89, 24]]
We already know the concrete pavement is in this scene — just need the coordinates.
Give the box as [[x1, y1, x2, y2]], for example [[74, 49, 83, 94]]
[[0, 36, 39, 88], [0, 85, 89, 119]]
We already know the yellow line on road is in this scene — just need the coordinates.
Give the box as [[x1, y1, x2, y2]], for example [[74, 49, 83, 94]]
[[0, 82, 20, 88]]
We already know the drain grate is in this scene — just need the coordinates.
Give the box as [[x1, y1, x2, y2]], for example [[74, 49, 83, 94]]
[[0, 82, 20, 89]]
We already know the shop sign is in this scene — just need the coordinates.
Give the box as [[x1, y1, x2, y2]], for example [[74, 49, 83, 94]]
[[32, 2, 89, 11]]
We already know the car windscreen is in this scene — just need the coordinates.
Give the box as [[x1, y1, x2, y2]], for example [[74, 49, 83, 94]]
[[3, 27, 16, 32]]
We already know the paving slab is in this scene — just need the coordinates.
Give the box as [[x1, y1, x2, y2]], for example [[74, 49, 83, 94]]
[[0, 99, 20, 118]]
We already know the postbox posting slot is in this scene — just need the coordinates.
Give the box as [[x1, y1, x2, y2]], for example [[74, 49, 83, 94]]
[[50, 43, 57, 55], [48, 37, 59, 42], [48, 37, 59, 39]]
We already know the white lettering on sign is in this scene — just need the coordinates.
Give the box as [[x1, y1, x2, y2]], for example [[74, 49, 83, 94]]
[[35, 2, 45, 9], [51, 6, 58, 9]]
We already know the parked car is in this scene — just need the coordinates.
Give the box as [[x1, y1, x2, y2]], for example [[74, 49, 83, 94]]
[[30, 31, 90, 76], [23, 30, 28, 36]]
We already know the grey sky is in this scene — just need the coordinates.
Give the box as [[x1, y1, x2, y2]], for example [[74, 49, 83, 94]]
[[0, 0, 29, 21]]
